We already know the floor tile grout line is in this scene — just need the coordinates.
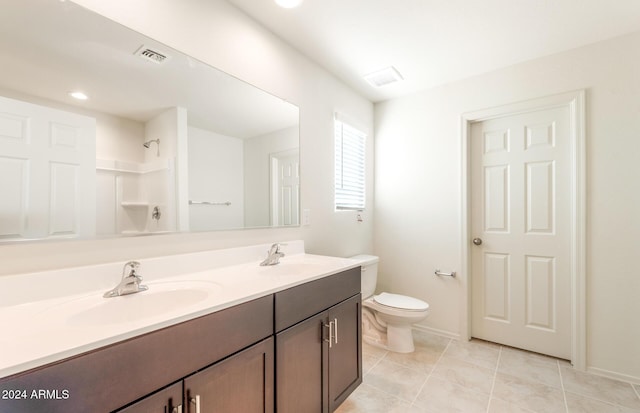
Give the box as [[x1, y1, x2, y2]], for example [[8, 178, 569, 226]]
[[558, 365, 640, 412], [563, 388, 640, 411], [633, 383, 640, 401], [560, 366, 640, 410], [408, 336, 453, 407], [359, 355, 416, 408], [363, 348, 388, 376], [485, 345, 503, 413], [557, 360, 570, 413], [362, 339, 449, 407], [354, 338, 640, 413], [355, 382, 411, 409]]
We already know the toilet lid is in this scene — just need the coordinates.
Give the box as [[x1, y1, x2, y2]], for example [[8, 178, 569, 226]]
[[373, 292, 429, 311]]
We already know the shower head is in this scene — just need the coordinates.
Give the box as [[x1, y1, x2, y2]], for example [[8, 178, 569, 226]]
[[143, 139, 160, 156]]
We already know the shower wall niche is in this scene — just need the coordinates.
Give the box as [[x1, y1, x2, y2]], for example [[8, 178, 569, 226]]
[[96, 158, 176, 236]]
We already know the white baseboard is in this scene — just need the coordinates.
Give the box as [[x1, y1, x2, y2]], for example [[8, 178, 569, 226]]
[[412, 324, 460, 341], [587, 366, 640, 386], [408, 327, 640, 386]]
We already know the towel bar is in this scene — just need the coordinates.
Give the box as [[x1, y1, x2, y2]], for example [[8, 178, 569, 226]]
[[434, 269, 456, 278]]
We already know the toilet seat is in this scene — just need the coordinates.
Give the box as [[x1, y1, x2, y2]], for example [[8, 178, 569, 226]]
[[372, 292, 429, 312]]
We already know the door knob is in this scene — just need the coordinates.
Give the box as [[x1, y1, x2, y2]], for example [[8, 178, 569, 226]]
[[472, 238, 483, 246]]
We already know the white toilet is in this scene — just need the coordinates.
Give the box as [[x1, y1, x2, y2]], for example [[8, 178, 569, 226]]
[[351, 255, 430, 353]]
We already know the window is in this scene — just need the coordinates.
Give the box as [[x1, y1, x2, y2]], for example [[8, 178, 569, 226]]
[[334, 115, 366, 210]]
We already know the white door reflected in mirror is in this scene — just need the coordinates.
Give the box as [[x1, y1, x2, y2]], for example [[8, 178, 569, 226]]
[[0, 0, 300, 242]]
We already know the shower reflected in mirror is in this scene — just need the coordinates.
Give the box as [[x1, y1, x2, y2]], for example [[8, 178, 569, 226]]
[[143, 139, 160, 157], [0, 0, 300, 242]]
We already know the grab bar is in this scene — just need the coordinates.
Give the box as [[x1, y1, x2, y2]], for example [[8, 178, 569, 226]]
[[189, 200, 231, 206], [434, 269, 456, 278]]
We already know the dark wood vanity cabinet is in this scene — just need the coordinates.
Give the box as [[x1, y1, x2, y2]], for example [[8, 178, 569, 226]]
[[275, 267, 362, 413], [121, 338, 274, 413], [0, 295, 274, 413], [0, 267, 361, 413]]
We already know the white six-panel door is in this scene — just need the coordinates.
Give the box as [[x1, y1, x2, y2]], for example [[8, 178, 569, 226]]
[[271, 149, 299, 226], [470, 106, 571, 359], [0, 95, 96, 241]]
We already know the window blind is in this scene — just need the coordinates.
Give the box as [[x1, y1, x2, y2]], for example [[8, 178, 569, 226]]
[[334, 117, 366, 210]]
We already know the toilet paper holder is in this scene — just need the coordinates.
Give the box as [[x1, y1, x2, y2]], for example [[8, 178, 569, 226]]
[[435, 269, 456, 278]]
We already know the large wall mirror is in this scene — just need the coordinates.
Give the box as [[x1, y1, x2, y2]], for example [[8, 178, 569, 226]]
[[0, 0, 300, 242]]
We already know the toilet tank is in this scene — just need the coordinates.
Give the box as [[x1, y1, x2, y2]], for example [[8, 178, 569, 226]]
[[349, 255, 379, 299]]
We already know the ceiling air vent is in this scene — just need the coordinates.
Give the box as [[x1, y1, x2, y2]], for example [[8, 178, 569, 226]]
[[363, 66, 404, 87], [134, 45, 170, 65]]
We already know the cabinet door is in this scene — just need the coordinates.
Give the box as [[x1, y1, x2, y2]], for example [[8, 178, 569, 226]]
[[184, 337, 274, 413], [118, 382, 183, 413], [328, 294, 362, 411], [276, 311, 329, 413]]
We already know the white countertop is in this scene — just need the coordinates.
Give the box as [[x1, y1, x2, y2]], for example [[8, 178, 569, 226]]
[[0, 242, 360, 378]]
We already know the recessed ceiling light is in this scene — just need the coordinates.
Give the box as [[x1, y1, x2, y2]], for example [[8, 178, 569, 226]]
[[363, 66, 404, 87], [68, 91, 89, 100], [275, 0, 303, 9]]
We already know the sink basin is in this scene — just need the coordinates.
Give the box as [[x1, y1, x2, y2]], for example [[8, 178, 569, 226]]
[[45, 280, 219, 326]]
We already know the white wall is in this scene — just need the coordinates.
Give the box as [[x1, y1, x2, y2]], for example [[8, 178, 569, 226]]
[[144, 108, 178, 162], [1, 0, 373, 274], [244, 126, 299, 227], [0, 86, 146, 164], [188, 126, 244, 231], [374, 31, 640, 381], [98, 117, 144, 164]]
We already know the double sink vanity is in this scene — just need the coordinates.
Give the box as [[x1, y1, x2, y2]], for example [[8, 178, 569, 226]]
[[0, 241, 362, 412]]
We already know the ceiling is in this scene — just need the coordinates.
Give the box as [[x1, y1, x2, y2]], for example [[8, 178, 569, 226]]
[[226, 0, 640, 102], [0, 0, 298, 139]]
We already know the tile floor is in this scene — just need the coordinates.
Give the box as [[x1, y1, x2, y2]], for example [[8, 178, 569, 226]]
[[336, 331, 640, 413]]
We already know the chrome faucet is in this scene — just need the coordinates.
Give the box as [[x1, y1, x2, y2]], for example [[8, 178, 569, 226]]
[[260, 243, 286, 266], [103, 261, 149, 298]]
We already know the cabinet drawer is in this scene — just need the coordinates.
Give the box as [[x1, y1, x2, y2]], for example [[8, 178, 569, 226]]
[[274, 267, 360, 332], [0, 295, 273, 413]]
